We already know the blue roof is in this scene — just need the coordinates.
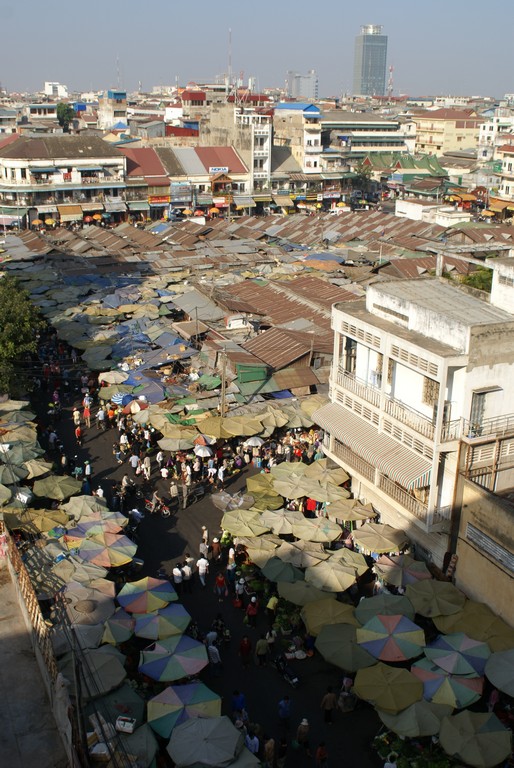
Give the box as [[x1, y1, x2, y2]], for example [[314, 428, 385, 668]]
[[275, 103, 320, 114]]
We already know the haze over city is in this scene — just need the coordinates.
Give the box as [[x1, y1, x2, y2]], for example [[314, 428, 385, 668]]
[[2, 0, 512, 97]]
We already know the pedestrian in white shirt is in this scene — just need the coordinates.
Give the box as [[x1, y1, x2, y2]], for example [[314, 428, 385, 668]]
[[182, 561, 193, 592], [196, 555, 209, 587], [172, 563, 183, 594]]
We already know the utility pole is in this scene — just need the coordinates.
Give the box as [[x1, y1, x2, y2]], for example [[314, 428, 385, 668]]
[[220, 347, 227, 421]]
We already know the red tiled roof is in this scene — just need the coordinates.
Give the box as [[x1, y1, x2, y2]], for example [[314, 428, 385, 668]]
[[0, 134, 20, 150], [194, 147, 248, 175], [498, 144, 514, 153], [415, 108, 479, 121], [117, 147, 168, 179], [181, 90, 206, 101]]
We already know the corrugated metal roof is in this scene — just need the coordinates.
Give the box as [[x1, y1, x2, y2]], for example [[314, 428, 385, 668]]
[[243, 327, 312, 369]]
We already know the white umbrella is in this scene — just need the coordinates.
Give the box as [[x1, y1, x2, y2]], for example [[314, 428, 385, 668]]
[[243, 436, 265, 447], [194, 445, 213, 457]]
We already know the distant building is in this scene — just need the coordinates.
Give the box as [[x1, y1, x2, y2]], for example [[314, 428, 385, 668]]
[[353, 25, 388, 97], [413, 109, 485, 155], [97, 90, 127, 130], [43, 82, 68, 99], [286, 70, 319, 101]]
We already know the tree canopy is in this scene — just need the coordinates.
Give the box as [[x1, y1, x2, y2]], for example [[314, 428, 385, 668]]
[[56, 102, 75, 132], [0, 276, 45, 396]]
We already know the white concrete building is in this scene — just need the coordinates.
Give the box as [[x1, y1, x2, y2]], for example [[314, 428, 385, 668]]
[[478, 107, 514, 163], [313, 272, 514, 566], [273, 103, 322, 175], [43, 82, 68, 99]]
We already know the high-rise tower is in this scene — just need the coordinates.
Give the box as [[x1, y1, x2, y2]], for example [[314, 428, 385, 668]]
[[353, 24, 388, 96]]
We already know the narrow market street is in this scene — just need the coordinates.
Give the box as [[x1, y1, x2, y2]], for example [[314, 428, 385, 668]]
[[54, 395, 380, 767]]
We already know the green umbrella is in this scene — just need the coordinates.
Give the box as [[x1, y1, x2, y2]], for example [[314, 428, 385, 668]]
[[378, 700, 453, 738], [291, 516, 342, 543], [61, 494, 109, 520], [301, 597, 359, 636], [246, 473, 275, 495], [354, 663, 423, 714], [0, 464, 28, 484], [305, 560, 358, 592], [316, 623, 376, 671], [102, 607, 135, 644], [0, 483, 12, 506], [221, 509, 270, 537], [303, 458, 350, 486], [355, 594, 415, 624], [0, 442, 44, 464], [261, 556, 304, 583], [439, 711, 511, 768], [251, 493, 284, 511], [259, 508, 303, 535], [406, 580, 466, 617], [33, 475, 82, 500], [274, 540, 329, 568], [485, 648, 514, 697], [277, 580, 336, 607], [58, 648, 127, 700], [22, 459, 54, 479]]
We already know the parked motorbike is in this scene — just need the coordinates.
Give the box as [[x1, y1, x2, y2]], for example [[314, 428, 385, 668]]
[[144, 498, 172, 518], [273, 654, 300, 687]]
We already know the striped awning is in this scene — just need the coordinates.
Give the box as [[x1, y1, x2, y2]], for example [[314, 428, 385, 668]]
[[233, 195, 256, 207], [272, 195, 295, 207], [312, 402, 432, 490], [57, 204, 83, 222]]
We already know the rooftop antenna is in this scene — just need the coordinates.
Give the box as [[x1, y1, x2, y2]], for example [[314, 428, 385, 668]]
[[227, 27, 232, 93], [116, 55, 121, 89]]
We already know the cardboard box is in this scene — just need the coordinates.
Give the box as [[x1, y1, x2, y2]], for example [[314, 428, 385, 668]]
[[115, 716, 136, 734]]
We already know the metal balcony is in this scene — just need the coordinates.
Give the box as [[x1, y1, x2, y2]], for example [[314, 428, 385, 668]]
[[462, 412, 514, 441]]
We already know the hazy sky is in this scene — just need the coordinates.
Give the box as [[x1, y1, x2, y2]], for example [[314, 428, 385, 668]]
[[2, 0, 512, 98]]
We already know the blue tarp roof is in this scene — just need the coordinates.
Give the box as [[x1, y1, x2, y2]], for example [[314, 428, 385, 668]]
[[305, 251, 345, 263], [271, 390, 293, 398]]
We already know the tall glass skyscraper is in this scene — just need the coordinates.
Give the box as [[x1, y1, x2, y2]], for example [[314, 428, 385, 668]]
[[353, 25, 388, 96]]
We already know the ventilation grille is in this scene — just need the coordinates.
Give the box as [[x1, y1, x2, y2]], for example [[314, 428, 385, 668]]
[[382, 418, 434, 460], [391, 344, 439, 377], [466, 523, 514, 574], [341, 322, 381, 349]]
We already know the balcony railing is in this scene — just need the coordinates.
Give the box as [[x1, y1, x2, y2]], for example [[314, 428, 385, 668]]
[[377, 474, 428, 521], [331, 439, 376, 482], [336, 370, 461, 443], [462, 412, 514, 440], [335, 369, 381, 408]]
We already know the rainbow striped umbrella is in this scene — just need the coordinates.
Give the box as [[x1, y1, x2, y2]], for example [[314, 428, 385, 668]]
[[134, 604, 192, 640], [138, 635, 208, 682], [148, 682, 221, 739], [411, 658, 483, 709], [356, 614, 425, 662], [117, 577, 178, 613]]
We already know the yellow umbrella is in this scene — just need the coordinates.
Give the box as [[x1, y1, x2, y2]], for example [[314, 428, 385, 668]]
[[31, 219, 43, 227], [290, 516, 342, 543], [300, 394, 329, 417], [92, 213, 103, 221], [301, 597, 359, 635], [303, 459, 349, 486], [277, 580, 335, 606], [352, 522, 408, 554], [222, 416, 263, 437], [200, 417, 233, 440], [406, 580, 465, 617], [247, 473, 275, 494], [45, 218, 56, 226], [328, 548, 369, 575], [221, 509, 270, 537]]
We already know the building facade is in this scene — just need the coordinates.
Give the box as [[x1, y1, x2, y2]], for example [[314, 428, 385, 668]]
[[313, 271, 514, 567], [413, 109, 484, 155], [353, 25, 388, 97], [273, 103, 322, 175], [286, 70, 319, 101]]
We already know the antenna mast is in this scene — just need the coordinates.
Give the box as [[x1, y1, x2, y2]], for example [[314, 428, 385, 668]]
[[387, 65, 394, 100]]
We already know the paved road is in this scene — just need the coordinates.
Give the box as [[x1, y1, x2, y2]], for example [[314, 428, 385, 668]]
[[52, 404, 380, 768]]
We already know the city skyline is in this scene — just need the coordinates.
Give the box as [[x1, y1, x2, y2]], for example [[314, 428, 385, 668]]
[[1, 0, 512, 98]]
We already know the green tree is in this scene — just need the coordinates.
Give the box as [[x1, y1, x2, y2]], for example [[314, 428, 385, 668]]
[[56, 102, 75, 132], [462, 266, 493, 293], [0, 276, 45, 396]]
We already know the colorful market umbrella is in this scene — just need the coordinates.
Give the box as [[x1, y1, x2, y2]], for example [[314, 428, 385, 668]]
[[102, 607, 135, 645], [378, 700, 453, 738], [316, 623, 379, 672], [138, 635, 208, 682], [355, 594, 416, 624], [134, 603, 192, 640], [356, 614, 425, 662], [301, 597, 359, 636], [352, 522, 408, 554], [33, 475, 82, 500], [75, 532, 137, 568], [305, 560, 359, 592], [411, 658, 484, 709], [290, 516, 342, 543], [117, 577, 178, 613], [374, 554, 432, 588], [23, 508, 70, 533], [353, 663, 423, 714], [485, 648, 514, 697], [439, 711, 512, 768], [406, 580, 466, 617], [277, 580, 336, 607], [425, 633, 491, 676], [148, 682, 221, 739], [261, 556, 304, 584]]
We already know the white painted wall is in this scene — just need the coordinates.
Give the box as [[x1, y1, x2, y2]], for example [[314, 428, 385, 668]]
[[392, 362, 434, 419]]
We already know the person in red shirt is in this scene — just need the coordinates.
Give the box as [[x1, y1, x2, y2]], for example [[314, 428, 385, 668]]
[[245, 596, 259, 628], [74, 425, 83, 446], [215, 571, 227, 603], [239, 635, 252, 669]]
